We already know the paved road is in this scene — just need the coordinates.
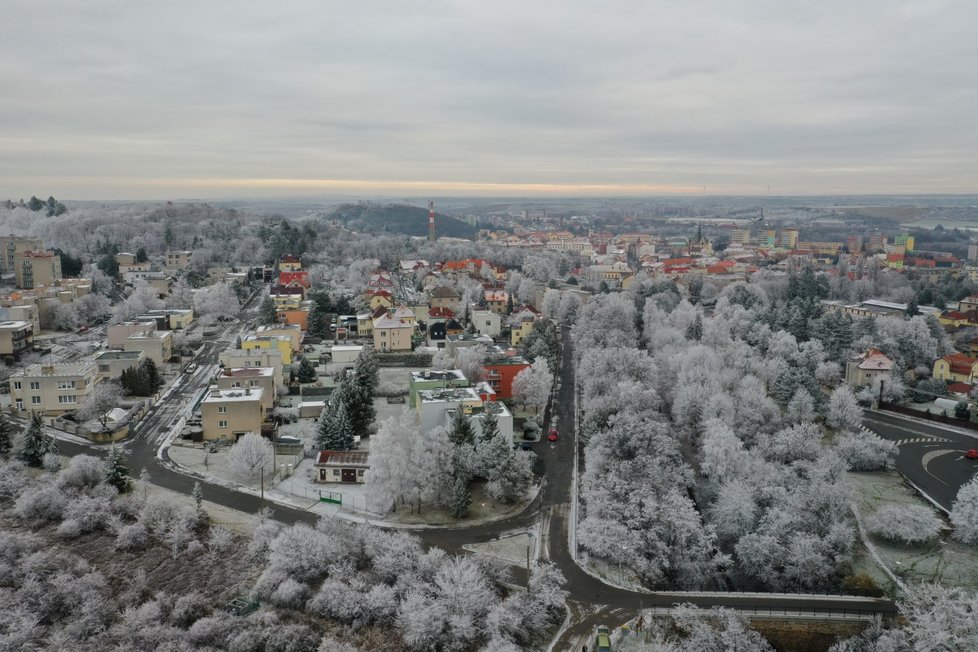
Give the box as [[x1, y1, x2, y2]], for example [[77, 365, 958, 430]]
[[863, 409, 978, 511]]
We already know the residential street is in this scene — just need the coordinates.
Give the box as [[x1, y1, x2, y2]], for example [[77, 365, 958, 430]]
[[863, 409, 978, 511]]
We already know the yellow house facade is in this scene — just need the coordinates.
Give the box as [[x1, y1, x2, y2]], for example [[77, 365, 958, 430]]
[[243, 334, 293, 364], [933, 353, 978, 384]]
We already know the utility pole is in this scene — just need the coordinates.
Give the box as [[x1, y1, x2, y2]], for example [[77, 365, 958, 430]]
[[260, 466, 264, 500]]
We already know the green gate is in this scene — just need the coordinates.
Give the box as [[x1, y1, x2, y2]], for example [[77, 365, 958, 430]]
[[320, 491, 342, 505]]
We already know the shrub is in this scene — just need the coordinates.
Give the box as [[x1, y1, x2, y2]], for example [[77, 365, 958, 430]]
[[115, 523, 149, 551], [842, 573, 885, 598], [868, 504, 943, 545]]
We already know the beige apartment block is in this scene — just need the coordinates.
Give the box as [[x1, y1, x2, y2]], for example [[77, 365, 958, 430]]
[[108, 321, 158, 348], [217, 367, 276, 413], [0, 320, 33, 357], [93, 349, 145, 380], [14, 250, 62, 290], [0, 235, 44, 275], [116, 252, 138, 266], [10, 361, 99, 416], [135, 309, 195, 331], [2, 304, 39, 335], [123, 329, 173, 366], [200, 387, 264, 441], [219, 348, 284, 387], [165, 250, 193, 271]]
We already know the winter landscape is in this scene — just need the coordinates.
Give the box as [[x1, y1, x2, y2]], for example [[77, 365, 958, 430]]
[[4, 1, 978, 650]]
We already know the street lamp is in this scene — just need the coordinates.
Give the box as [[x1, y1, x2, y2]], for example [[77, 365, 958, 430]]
[[619, 544, 629, 584]]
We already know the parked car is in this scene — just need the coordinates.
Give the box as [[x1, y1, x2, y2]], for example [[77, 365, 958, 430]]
[[596, 626, 612, 652], [966, 449, 978, 459], [548, 428, 558, 443], [519, 442, 533, 451], [184, 363, 198, 374]]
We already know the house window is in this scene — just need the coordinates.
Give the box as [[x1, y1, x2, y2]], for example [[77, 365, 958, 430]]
[[99, 365, 110, 373], [15, 400, 23, 410], [57, 381, 75, 390], [12, 381, 21, 390], [31, 396, 41, 404], [357, 469, 365, 476], [29, 382, 40, 390], [218, 420, 228, 428], [58, 395, 76, 404], [218, 406, 227, 413], [333, 469, 340, 476]]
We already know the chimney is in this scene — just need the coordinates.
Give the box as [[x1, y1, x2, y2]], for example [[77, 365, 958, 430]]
[[428, 200, 436, 242]]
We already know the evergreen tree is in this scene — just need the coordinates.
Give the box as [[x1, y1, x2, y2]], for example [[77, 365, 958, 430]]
[[17, 412, 58, 467], [259, 296, 277, 324], [234, 335, 242, 349], [345, 349, 377, 437], [685, 314, 703, 341], [354, 346, 379, 390], [0, 410, 13, 458], [140, 357, 161, 392], [479, 404, 500, 443], [315, 386, 355, 450], [297, 357, 317, 383], [905, 299, 920, 318], [105, 445, 132, 493], [450, 474, 472, 519], [449, 405, 475, 447]]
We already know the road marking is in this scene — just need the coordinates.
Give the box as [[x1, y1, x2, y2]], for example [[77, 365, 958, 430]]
[[921, 449, 954, 487], [895, 437, 951, 446]]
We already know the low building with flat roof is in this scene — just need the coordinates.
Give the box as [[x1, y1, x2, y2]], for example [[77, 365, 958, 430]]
[[415, 386, 483, 434], [408, 368, 469, 408], [217, 367, 276, 413], [123, 329, 173, 365], [93, 349, 145, 381], [0, 320, 33, 357]]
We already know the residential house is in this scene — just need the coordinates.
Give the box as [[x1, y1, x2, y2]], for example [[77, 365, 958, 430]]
[[123, 329, 174, 366], [256, 323, 303, 353], [219, 348, 284, 387], [938, 311, 971, 329], [372, 313, 413, 352], [933, 353, 978, 385], [356, 311, 375, 337], [366, 290, 394, 311], [164, 250, 193, 272], [315, 450, 369, 484], [93, 350, 145, 381], [845, 349, 894, 388], [200, 387, 265, 441], [14, 250, 62, 289], [392, 304, 416, 325], [471, 308, 501, 338], [0, 320, 33, 357], [136, 308, 195, 330], [483, 289, 509, 315], [217, 367, 276, 413], [279, 255, 302, 272], [482, 352, 530, 400], [509, 305, 540, 346], [243, 334, 293, 364], [10, 361, 99, 415], [408, 368, 469, 407], [430, 286, 461, 313]]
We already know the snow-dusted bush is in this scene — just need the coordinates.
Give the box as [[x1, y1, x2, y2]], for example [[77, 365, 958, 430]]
[[58, 454, 106, 490], [826, 385, 863, 431], [269, 578, 311, 609], [169, 592, 210, 628], [836, 430, 898, 471], [115, 523, 149, 551], [951, 477, 978, 544], [868, 504, 943, 545], [208, 525, 234, 553], [14, 482, 67, 525]]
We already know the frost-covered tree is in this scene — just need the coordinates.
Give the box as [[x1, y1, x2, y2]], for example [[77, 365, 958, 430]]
[[951, 477, 978, 544], [227, 432, 275, 480], [450, 474, 472, 519], [78, 381, 123, 430], [16, 412, 58, 467], [296, 357, 317, 383], [700, 419, 745, 484], [868, 504, 943, 545], [835, 430, 897, 471], [431, 349, 453, 370], [365, 410, 420, 513], [0, 409, 13, 458], [785, 387, 816, 424], [826, 385, 863, 431], [512, 358, 552, 414], [455, 345, 487, 383], [541, 288, 561, 318], [259, 294, 277, 325], [193, 282, 240, 321]]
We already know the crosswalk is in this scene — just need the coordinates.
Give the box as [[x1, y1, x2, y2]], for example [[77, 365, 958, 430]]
[[894, 437, 950, 446]]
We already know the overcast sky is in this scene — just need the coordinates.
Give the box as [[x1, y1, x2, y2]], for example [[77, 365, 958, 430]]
[[2, 0, 977, 199]]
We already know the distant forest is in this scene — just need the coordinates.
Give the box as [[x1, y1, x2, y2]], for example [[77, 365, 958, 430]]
[[329, 203, 477, 240]]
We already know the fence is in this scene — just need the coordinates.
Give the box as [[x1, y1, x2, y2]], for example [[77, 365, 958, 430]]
[[879, 401, 978, 431]]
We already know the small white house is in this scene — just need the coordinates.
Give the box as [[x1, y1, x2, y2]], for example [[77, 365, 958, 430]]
[[471, 309, 502, 339], [330, 345, 363, 365]]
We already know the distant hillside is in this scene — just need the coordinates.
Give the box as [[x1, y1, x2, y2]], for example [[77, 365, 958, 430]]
[[329, 203, 477, 240]]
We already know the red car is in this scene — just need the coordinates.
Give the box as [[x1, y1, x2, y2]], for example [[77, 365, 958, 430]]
[[548, 428, 558, 443], [966, 449, 978, 459]]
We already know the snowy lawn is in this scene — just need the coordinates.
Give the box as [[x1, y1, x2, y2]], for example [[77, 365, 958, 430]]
[[168, 441, 305, 497], [848, 470, 978, 592], [382, 480, 538, 526], [464, 532, 536, 566]]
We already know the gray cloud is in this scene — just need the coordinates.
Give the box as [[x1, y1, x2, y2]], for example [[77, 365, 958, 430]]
[[1, 0, 976, 198]]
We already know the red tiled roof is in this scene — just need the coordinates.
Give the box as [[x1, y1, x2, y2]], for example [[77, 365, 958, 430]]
[[663, 257, 695, 266], [948, 382, 973, 394], [943, 311, 967, 320], [428, 306, 455, 318], [316, 450, 369, 466]]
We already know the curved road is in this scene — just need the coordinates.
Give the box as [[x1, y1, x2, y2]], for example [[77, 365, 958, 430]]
[[53, 320, 897, 651]]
